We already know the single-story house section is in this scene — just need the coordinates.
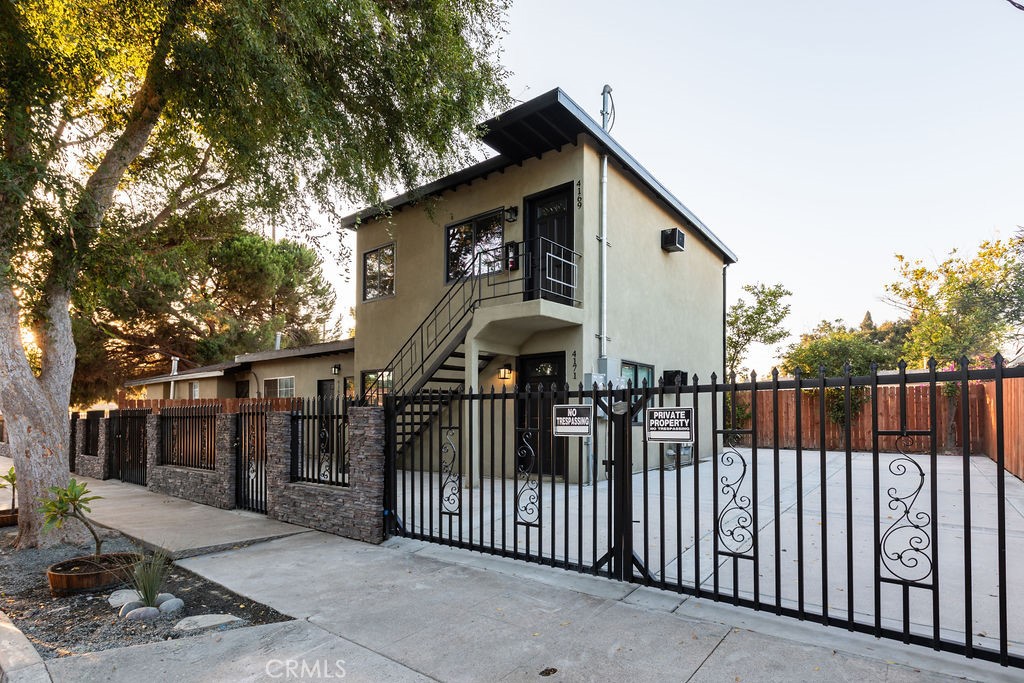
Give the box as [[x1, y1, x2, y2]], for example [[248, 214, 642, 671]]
[[124, 338, 356, 400]]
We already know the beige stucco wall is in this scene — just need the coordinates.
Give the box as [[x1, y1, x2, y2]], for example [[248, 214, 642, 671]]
[[242, 353, 355, 398], [580, 141, 726, 466], [353, 145, 586, 382], [579, 140, 725, 383]]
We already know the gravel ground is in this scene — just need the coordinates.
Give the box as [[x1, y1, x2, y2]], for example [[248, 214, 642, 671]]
[[0, 527, 291, 659]]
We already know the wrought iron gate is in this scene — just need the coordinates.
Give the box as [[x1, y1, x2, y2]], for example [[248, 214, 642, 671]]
[[236, 400, 270, 513], [107, 409, 149, 485], [385, 357, 1024, 669]]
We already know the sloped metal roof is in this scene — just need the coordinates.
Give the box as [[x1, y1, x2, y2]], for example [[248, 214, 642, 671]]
[[341, 88, 737, 264]]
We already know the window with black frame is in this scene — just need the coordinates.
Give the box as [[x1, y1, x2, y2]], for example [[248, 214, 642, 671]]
[[621, 361, 655, 389], [446, 211, 503, 282], [621, 361, 655, 423], [363, 243, 395, 300]]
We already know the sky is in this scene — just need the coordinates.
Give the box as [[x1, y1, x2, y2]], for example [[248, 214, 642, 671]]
[[329, 1, 1024, 372]]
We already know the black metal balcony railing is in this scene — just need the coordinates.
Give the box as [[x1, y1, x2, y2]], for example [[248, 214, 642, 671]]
[[362, 237, 582, 405]]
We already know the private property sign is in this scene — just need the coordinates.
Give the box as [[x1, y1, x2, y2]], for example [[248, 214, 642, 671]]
[[645, 407, 694, 443], [552, 404, 593, 437]]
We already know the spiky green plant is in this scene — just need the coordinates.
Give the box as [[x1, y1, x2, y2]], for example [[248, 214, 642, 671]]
[[132, 548, 171, 607]]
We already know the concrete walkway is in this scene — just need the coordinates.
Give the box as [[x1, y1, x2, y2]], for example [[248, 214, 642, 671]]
[[80, 475, 306, 559], [1, 460, 1019, 682]]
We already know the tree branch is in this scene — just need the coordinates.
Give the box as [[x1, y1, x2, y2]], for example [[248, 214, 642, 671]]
[[141, 172, 235, 234]]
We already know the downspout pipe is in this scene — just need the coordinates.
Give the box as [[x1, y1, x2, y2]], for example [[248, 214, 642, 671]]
[[169, 356, 179, 400], [722, 264, 729, 381], [598, 84, 612, 361]]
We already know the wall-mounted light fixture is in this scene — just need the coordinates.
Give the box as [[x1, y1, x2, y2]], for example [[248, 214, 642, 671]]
[[499, 363, 513, 380], [504, 206, 519, 223], [331, 364, 342, 376]]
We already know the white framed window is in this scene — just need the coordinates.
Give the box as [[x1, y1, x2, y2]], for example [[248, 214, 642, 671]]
[[189, 381, 200, 399], [264, 376, 295, 398]]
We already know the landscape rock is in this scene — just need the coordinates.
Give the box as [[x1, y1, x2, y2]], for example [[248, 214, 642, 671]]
[[118, 601, 144, 617], [159, 598, 184, 614], [173, 614, 242, 631], [154, 593, 176, 607], [124, 606, 160, 621], [108, 589, 141, 608]]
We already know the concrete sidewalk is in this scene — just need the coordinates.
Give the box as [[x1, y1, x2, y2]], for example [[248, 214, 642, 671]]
[[2, 461, 1018, 682]]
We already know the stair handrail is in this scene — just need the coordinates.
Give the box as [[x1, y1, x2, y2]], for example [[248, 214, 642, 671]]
[[362, 249, 487, 404]]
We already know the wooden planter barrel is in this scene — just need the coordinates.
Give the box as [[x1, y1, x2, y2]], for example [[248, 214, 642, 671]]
[[47, 553, 141, 596], [0, 509, 16, 527]]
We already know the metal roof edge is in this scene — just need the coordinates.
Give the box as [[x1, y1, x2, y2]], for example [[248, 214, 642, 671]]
[[339, 157, 514, 228], [233, 338, 356, 363], [339, 88, 737, 263], [552, 89, 738, 264], [124, 369, 229, 387]]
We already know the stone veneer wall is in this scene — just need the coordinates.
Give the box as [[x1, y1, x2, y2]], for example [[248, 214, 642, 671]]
[[266, 407, 385, 544], [73, 416, 108, 480], [146, 413, 236, 509]]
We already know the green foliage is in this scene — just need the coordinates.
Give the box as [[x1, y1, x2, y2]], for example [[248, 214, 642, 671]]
[[71, 208, 336, 404], [39, 478, 105, 555], [132, 548, 171, 607], [885, 239, 1022, 367], [0, 466, 15, 509], [781, 317, 906, 429], [1, 0, 510, 407], [781, 319, 902, 376], [726, 283, 793, 377]]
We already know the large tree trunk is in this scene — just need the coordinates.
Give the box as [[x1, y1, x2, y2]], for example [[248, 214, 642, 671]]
[[0, 285, 80, 548]]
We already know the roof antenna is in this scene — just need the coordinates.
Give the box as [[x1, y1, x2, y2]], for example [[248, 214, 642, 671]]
[[600, 85, 615, 133]]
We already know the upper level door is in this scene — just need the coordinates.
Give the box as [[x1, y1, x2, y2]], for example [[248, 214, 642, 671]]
[[524, 184, 575, 305]]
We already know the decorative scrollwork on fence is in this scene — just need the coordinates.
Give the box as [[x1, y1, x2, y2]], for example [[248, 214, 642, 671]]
[[439, 427, 461, 515], [318, 424, 332, 481], [717, 444, 753, 555], [879, 436, 933, 583], [515, 430, 540, 527]]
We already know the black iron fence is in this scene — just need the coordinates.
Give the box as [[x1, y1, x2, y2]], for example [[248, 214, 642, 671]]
[[160, 404, 220, 470], [108, 409, 150, 485], [237, 400, 272, 512], [291, 395, 349, 486], [83, 409, 103, 456], [385, 356, 1024, 668]]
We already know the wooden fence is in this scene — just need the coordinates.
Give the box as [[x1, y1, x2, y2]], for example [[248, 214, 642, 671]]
[[736, 380, 1008, 465], [119, 397, 295, 414], [980, 378, 1024, 479]]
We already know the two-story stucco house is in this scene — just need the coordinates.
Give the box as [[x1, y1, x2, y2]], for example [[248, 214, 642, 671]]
[[343, 88, 737, 480]]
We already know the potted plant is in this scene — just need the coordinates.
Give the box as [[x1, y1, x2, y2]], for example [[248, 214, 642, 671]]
[[40, 478, 140, 595], [0, 466, 16, 526]]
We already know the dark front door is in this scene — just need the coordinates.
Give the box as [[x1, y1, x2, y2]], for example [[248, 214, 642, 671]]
[[524, 184, 575, 304], [317, 379, 335, 398], [516, 352, 567, 477]]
